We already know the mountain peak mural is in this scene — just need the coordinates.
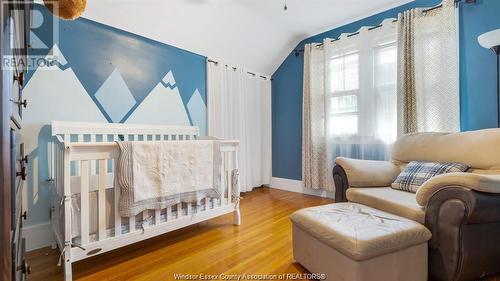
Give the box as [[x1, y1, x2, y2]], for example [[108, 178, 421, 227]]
[[126, 70, 193, 126], [22, 4, 207, 229], [95, 68, 136, 122], [27, 4, 206, 128], [162, 71, 177, 89]]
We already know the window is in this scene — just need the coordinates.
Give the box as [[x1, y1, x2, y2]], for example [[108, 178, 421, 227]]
[[327, 41, 397, 141], [374, 42, 397, 143], [328, 51, 359, 136]]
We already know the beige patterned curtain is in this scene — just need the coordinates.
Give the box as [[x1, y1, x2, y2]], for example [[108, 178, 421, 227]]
[[397, 0, 460, 135], [302, 44, 332, 191], [397, 9, 418, 135]]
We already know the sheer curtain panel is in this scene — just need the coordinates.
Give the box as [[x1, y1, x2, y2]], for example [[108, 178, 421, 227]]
[[207, 60, 272, 192]]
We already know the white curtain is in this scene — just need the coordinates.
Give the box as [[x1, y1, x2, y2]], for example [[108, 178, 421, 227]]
[[397, 0, 460, 134], [303, 19, 398, 190], [207, 60, 272, 192]]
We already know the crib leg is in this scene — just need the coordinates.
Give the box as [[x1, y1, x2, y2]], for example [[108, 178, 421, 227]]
[[233, 207, 241, 226], [64, 253, 72, 281]]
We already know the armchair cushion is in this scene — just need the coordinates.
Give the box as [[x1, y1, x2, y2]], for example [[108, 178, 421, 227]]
[[416, 172, 500, 206], [334, 157, 400, 187], [391, 161, 469, 193], [346, 187, 425, 223]]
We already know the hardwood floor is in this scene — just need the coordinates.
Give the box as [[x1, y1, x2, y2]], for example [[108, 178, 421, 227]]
[[25, 187, 500, 281], [27, 188, 333, 281]]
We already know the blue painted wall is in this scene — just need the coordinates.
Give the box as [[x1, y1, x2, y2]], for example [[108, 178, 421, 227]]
[[459, 1, 500, 130], [23, 4, 208, 232], [272, 0, 500, 180]]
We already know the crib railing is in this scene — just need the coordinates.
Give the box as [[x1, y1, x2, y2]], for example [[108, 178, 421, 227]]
[[49, 122, 240, 271]]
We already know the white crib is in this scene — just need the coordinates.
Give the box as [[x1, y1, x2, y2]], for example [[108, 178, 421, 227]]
[[49, 121, 240, 281]]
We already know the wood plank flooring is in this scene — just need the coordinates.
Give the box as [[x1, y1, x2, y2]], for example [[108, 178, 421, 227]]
[[26, 187, 500, 281], [27, 188, 332, 281]]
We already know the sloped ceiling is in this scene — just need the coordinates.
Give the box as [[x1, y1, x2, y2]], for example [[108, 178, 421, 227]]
[[82, 0, 413, 75]]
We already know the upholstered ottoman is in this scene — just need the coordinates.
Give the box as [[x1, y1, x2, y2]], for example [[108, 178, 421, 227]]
[[290, 203, 431, 281]]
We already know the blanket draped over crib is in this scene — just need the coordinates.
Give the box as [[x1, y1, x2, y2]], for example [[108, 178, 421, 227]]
[[116, 140, 222, 217]]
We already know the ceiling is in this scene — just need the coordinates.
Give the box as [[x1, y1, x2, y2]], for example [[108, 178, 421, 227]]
[[82, 0, 413, 75]]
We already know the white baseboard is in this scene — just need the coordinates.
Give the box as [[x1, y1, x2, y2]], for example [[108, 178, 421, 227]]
[[268, 177, 335, 199], [22, 222, 53, 251]]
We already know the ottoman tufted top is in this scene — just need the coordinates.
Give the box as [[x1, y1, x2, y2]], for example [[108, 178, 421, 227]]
[[290, 202, 431, 261]]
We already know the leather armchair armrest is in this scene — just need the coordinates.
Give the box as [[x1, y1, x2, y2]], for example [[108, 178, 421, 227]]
[[425, 186, 500, 280], [416, 172, 500, 206], [332, 158, 400, 203], [334, 157, 400, 187]]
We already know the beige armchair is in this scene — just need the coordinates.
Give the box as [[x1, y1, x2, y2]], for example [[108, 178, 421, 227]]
[[332, 129, 500, 281]]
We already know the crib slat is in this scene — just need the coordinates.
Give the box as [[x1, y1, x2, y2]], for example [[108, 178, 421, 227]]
[[58, 145, 62, 195], [227, 152, 232, 205], [80, 160, 90, 245], [59, 146, 62, 194], [54, 145, 57, 197], [75, 134, 83, 175], [54, 146, 59, 194], [98, 159, 106, 240], [233, 148, 241, 226], [155, 209, 161, 224], [62, 134, 69, 182], [49, 141, 54, 184], [234, 149, 240, 201], [113, 158, 121, 237], [167, 206, 172, 221], [142, 211, 149, 227], [219, 151, 225, 207], [187, 203, 192, 216], [62, 136, 72, 271], [233, 149, 241, 190], [129, 216, 135, 232], [90, 134, 96, 175], [177, 203, 182, 218]]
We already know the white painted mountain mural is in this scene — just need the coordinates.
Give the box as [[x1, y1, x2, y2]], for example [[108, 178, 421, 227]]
[[125, 71, 191, 125], [188, 89, 207, 135], [23, 44, 108, 140], [95, 68, 137, 122]]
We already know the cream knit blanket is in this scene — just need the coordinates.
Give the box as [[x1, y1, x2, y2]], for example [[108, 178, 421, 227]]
[[116, 140, 221, 217]]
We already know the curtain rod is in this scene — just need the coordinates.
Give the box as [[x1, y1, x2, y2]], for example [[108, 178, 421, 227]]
[[207, 59, 271, 80], [292, 0, 474, 56]]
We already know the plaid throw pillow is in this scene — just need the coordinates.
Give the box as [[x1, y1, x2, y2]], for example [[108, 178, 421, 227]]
[[392, 161, 470, 193]]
